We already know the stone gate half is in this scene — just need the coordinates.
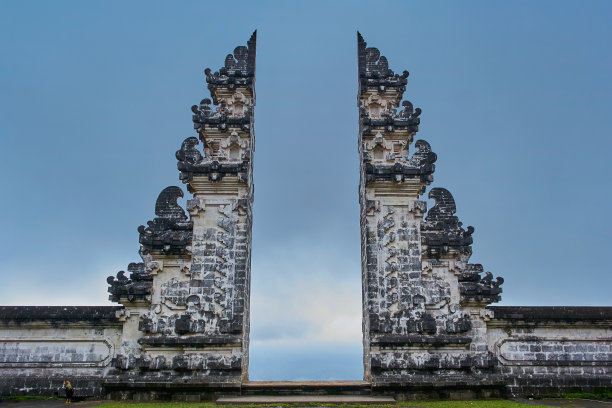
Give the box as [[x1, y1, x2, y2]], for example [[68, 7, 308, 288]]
[[104, 31, 257, 396], [358, 31, 504, 395], [357, 32, 612, 398]]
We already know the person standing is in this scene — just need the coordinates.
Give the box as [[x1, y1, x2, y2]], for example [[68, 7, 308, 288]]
[[63, 380, 74, 404]]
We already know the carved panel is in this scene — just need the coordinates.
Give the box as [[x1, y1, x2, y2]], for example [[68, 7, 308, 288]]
[[0, 339, 113, 367], [498, 339, 612, 366]]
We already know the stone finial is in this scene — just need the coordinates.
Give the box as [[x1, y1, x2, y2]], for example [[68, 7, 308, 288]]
[[154, 186, 188, 221], [175, 137, 204, 165], [425, 188, 459, 226], [107, 262, 153, 304], [421, 188, 474, 257], [358, 32, 409, 94], [204, 31, 257, 95], [138, 186, 193, 255], [458, 263, 504, 304], [397, 101, 422, 120], [407, 140, 437, 178]]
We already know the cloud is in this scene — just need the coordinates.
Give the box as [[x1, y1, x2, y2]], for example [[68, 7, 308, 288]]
[[249, 340, 363, 381], [250, 238, 363, 347], [0, 259, 116, 306]]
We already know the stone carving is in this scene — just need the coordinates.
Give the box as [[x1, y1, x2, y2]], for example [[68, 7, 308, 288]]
[[107, 263, 153, 303], [176, 136, 203, 164], [421, 187, 474, 257], [360, 97, 421, 134], [420, 188, 504, 304], [137, 186, 192, 255], [458, 264, 504, 304], [103, 32, 255, 393], [359, 33, 501, 389], [178, 155, 248, 184], [407, 140, 437, 173], [191, 99, 251, 133], [204, 31, 256, 96], [364, 151, 437, 184], [397, 100, 422, 120], [180, 102, 252, 183], [357, 31, 408, 93], [224, 91, 252, 117]]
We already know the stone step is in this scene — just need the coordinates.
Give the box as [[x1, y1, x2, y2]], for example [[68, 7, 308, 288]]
[[217, 395, 395, 404], [240, 380, 372, 396]]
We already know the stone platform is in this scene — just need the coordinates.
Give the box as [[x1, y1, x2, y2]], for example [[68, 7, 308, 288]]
[[241, 380, 372, 395], [219, 381, 393, 404], [217, 395, 395, 404]]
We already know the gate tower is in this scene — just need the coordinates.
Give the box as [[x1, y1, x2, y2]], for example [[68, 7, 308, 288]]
[[105, 31, 256, 398], [357, 32, 505, 397]]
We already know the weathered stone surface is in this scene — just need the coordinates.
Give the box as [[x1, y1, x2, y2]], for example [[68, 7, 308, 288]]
[[0, 306, 121, 321], [358, 31, 408, 94], [489, 306, 612, 321], [204, 31, 256, 99], [102, 31, 256, 394], [358, 33, 502, 391], [137, 186, 193, 256], [0, 306, 122, 397], [107, 263, 153, 303], [486, 306, 612, 396]]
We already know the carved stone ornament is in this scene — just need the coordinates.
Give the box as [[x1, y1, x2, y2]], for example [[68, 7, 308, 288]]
[[137, 186, 193, 255], [107, 262, 153, 304], [204, 31, 257, 97], [358, 32, 409, 94], [364, 140, 436, 185], [421, 187, 474, 257]]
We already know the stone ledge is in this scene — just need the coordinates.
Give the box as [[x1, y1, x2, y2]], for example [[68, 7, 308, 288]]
[[103, 380, 240, 389], [0, 306, 122, 322], [372, 334, 472, 346], [138, 335, 242, 346], [371, 374, 507, 388], [488, 306, 612, 322], [241, 380, 372, 395], [217, 395, 395, 404]]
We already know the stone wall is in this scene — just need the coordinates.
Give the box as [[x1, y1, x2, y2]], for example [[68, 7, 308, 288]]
[[0, 306, 122, 397], [487, 306, 612, 397]]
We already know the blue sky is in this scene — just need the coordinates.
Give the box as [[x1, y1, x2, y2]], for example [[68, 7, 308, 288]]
[[1, 1, 611, 380]]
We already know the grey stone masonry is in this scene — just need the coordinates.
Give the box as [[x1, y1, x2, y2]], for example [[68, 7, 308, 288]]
[[0, 306, 122, 397], [486, 306, 612, 397], [102, 31, 257, 398], [357, 32, 505, 393]]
